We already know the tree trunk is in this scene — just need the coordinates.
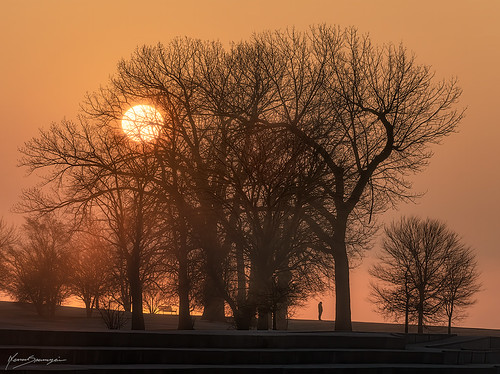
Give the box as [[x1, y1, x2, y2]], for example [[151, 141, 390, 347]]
[[234, 305, 255, 330], [201, 220, 226, 323], [272, 307, 277, 330], [123, 300, 131, 312], [257, 308, 270, 330], [233, 245, 254, 330], [417, 290, 424, 334], [275, 305, 288, 330], [275, 269, 291, 330], [177, 241, 193, 330], [84, 297, 93, 318], [404, 297, 409, 334], [447, 303, 453, 335], [34, 302, 44, 317], [234, 264, 258, 330], [332, 216, 352, 331], [201, 276, 226, 322], [120, 282, 131, 312], [404, 272, 409, 333], [236, 244, 246, 307], [128, 249, 145, 330], [201, 252, 226, 322], [47, 302, 56, 318], [417, 312, 423, 334], [228, 202, 246, 310]]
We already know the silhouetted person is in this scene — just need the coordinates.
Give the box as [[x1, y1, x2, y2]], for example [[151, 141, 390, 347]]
[[318, 301, 323, 321]]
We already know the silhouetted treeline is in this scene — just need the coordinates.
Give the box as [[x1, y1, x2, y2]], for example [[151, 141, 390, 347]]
[[10, 25, 463, 330]]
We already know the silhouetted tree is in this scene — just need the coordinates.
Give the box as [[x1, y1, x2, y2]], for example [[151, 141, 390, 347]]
[[216, 128, 333, 329], [143, 283, 173, 314], [236, 26, 463, 330], [440, 245, 481, 334], [0, 219, 17, 289], [68, 221, 114, 317], [2, 215, 72, 317], [18, 119, 167, 330], [370, 266, 417, 333], [0, 219, 15, 249], [83, 40, 230, 323], [370, 216, 480, 333]]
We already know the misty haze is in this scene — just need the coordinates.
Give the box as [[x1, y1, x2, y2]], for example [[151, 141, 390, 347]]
[[0, 1, 499, 373]]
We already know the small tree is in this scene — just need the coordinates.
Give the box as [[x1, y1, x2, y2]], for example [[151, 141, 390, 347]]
[[441, 246, 481, 334], [69, 223, 114, 317], [370, 216, 480, 334], [97, 296, 129, 330], [0, 219, 17, 289], [370, 269, 417, 333], [3, 216, 72, 317]]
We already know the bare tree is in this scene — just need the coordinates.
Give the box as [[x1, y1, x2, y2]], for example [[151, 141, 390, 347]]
[[370, 266, 417, 333], [143, 283, 173, 314], [0, 219, 17, 289], [18, 119, 167, 330], [216, 127, 333, 329], [370, 216, 480, 334], [2, 215, 72, 317], [83, 39, 231, 323], [235, 26, 464, 330], [440, 245, 481, 334], [68, 221, 114, 317], [93, 39, 336, 330], [0, 219, 15, 249]]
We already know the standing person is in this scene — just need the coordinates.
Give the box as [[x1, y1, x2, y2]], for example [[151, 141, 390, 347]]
[[318, 301, 323, 321]]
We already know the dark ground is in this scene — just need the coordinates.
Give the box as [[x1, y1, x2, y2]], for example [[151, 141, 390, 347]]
[[0, 301, 497, 336]]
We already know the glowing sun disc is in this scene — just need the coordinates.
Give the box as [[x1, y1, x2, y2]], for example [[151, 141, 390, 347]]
[[121, 105, 163, 142]]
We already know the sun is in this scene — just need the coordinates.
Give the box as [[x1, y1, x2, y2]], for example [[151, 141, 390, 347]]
[[121, 105, 164, 142]]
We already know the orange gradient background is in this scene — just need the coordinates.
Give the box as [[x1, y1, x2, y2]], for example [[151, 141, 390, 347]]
[[1, 0, 499, 328]]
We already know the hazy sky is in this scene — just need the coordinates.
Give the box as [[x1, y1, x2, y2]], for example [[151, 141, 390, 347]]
[[1, 0, 499, 329]]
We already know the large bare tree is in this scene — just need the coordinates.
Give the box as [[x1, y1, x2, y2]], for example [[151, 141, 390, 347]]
[[83, 40, 232, 323], [231, 26, 464, 330], [19, 119, 168, 329], [216, 127, 333, 329]]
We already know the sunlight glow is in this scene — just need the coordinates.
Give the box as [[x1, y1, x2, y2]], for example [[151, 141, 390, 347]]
[[121, 105, 163, 142]]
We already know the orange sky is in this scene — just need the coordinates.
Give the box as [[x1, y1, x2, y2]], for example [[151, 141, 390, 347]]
[[1, 0, 499, 329]]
